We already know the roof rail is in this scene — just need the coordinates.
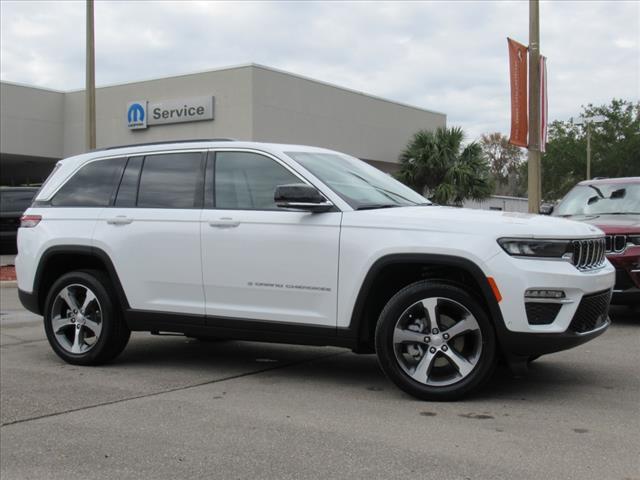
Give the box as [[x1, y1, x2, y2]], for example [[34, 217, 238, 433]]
[[95, 138, 237, 152]]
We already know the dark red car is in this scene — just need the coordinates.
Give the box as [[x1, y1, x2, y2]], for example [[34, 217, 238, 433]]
[[553, 177, 640, 306]]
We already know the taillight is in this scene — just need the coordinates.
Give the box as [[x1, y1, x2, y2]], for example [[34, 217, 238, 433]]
[[20, 215, 42, 228]]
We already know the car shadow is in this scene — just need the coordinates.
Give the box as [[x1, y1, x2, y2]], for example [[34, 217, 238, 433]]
[[609, 305, 638, 325], [109, 333, 621, 403]]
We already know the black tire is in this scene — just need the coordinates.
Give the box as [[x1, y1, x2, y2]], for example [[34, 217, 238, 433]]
[[43, 270, 130, 365], [375, 281, 497, 401]]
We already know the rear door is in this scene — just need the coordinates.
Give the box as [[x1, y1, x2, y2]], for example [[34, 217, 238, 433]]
[[93, 151, 206, 316], [200, 150, 341, 327]]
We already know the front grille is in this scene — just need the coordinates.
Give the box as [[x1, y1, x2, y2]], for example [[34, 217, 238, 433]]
[[571, 238, 606, 271], [605, 235, 627, 253], [568, 290, 611, 334], [525, 302, 562, 325]]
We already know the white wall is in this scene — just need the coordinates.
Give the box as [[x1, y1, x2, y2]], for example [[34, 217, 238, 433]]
[[251, 66, 446, 165], [62, 66, 254, 157], [2, 65, 446, 169], [0, 83, 64, 159], [463, 195, 529, 213]]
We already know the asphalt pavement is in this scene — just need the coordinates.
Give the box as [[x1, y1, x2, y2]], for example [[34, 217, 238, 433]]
[[1, 285, 638, 480]]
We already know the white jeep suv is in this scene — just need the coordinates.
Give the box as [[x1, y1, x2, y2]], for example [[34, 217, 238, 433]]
[[16, 140, 615, 400]]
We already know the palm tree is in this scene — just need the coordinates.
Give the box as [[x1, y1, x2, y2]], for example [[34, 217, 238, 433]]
[[397, 126, 493, 205]]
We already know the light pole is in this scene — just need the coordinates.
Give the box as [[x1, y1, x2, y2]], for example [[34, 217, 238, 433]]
[[527, 0, 542, 214], [575, 115, 605, 180], [86, 0, 96, 151]]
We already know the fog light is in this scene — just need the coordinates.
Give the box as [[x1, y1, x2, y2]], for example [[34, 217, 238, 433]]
[[525, 289, 566, 299]]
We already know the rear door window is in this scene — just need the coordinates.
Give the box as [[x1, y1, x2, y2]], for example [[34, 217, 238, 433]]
[[136, 153, 204, 209], [51, 158, 126, 207]]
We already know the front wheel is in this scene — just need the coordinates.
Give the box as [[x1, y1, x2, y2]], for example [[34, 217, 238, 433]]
[[375, 281, 497, 401]]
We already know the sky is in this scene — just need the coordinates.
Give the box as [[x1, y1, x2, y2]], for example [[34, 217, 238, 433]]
[[1, 0, 638, 141]]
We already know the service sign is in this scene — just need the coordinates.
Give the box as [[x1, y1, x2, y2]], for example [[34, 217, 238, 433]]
[[127, 96, 214, 130]]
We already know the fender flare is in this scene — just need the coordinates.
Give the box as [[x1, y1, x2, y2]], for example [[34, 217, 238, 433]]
[[346, 253, 506, 342], [30, 245, 130, 314]]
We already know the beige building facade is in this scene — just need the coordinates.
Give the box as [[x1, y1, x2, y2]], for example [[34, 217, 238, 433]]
[[0, 64, 445, 185]]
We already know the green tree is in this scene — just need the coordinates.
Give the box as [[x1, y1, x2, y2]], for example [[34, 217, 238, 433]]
[[480, 132, 526, 196], [541, 99, 639, 200], [397, 127, 493, 205]]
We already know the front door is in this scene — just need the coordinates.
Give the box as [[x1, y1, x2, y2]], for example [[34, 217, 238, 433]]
[[201, 150, 341, 327]]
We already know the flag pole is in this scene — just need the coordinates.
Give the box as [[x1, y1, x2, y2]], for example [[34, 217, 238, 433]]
[[86, 0, 96, 151], [527, 0, 541, 213]]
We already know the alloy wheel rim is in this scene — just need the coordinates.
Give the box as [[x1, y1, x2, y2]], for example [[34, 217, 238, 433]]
[[51, 284, 103, 354], [392, 296, 483, 387]]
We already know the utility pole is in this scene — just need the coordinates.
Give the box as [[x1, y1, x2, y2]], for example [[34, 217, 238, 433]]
[[575, 115, 604, 180], [527, 0, 541, 213], [586, 123, 591, 179], [86, 0, 96, 150]]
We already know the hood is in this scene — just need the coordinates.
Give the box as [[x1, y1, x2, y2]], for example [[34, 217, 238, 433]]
[[344, 206, 604, 239], [556, 213, 640, 235]]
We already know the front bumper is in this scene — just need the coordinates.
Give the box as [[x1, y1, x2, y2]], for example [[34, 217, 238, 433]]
[[485, 251, 615, 357], [497, 319, 609, 358]]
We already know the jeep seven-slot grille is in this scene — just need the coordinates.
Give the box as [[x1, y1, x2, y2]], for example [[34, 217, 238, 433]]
[[604, 235, 627, 253], [568, 290, 611, 333], [571, 238, 606, 271]]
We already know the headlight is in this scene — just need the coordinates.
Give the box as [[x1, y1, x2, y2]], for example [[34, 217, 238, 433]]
[[628, 235, 640, 246], [498, 238, 572, 258]]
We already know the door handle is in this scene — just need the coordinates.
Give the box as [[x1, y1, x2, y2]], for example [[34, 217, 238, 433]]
[[106, 215, 133, 225], [208, 217, 240, 228]]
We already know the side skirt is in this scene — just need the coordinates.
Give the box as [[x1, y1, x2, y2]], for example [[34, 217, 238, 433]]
[[125, 309, 357, 349]]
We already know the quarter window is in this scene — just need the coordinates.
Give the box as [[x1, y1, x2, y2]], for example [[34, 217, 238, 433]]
[[115, 156, 143, 207], [215, 152, 300, 210], [51, 157, 126, 207], [137, 153, 203, 209]]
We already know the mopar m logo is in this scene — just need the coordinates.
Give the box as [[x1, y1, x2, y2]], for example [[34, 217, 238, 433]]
[[127, 101, 147, 129]]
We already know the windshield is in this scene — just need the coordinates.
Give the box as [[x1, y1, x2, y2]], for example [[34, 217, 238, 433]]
[[554, 183, 640, 216], [286, 152, 429, 209]]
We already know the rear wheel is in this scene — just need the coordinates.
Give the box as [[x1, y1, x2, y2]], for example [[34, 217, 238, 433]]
[[43, 270, 130, 365], [375, 281, 497, 401]]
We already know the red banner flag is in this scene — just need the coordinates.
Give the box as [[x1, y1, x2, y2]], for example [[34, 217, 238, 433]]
[[539, 55, 548, 152], [508, 38, 528, 147]]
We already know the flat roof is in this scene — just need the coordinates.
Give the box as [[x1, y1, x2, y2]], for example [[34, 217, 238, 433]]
[[0, 63, 445, 117]]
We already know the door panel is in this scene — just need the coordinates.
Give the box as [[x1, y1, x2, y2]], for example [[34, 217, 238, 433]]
[[201, 210, 341, 325], [94, 207, 204, 315]]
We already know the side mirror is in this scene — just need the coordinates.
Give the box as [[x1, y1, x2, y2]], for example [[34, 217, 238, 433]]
[[274, 184, 333, 213]]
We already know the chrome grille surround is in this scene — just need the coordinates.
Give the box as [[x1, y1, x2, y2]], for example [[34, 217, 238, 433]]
[[571, 238, 606, 271]]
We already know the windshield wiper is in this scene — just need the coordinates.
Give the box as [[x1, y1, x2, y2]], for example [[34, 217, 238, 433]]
[[346, 171, 421, 205], [355, 204, 402, 211]]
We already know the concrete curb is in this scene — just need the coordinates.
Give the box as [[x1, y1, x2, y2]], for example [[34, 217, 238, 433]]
[[1, 281, 18, 288]]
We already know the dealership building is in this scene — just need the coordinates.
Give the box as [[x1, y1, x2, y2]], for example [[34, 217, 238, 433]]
[[0, 64, 445, 185]]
